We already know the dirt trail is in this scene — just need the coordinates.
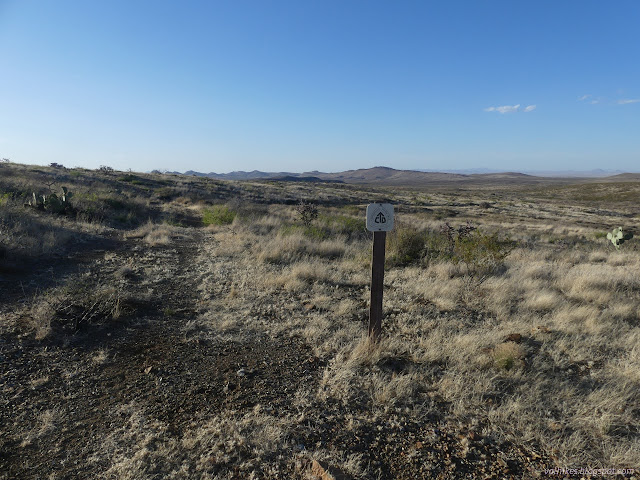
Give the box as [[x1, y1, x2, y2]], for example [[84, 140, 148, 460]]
[[0, 228, 320, 479], [0, 226, 563, 479]]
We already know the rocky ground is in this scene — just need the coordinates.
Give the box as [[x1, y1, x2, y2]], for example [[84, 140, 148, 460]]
[[0, 226, 633, 479]]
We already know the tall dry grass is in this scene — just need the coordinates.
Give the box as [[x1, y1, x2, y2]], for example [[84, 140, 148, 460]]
[[189, 204, 640, 468]]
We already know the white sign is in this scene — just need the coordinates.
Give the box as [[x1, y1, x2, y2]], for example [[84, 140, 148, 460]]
[[366, 203, 394, 232]]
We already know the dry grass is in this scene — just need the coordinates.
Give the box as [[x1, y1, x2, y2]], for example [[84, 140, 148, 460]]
[[186, 199, 640, 468], [20, 408, 61, 447], [92, 403, 293, 479], [4, 162, 640, 476], [257, 232, 346, 264], [125, 221, 178, 246]]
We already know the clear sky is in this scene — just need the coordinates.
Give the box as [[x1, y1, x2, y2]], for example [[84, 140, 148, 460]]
[[1, 1, 639, 173]]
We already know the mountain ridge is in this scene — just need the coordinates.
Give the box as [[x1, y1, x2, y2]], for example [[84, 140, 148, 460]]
[[174, 166, 637, 185]]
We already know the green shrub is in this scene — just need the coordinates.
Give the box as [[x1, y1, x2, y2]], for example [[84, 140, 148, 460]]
[[387, 225, 426, 266], [0, 192, 11, 207], [454, 231, 513, 275], [385, 222, 513, 274], [492, 342, 526, 371], [202, 205, 236, 226], [423, 230, 452, 261]]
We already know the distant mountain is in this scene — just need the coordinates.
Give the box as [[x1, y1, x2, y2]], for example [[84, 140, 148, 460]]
[[173, 166, 637, 186], [417, 168, 628, 177], [598, 173, 640, 181], [304, 166, 469, 185], [522, 169, 626, 178], [266, 175, 344, 183], [182, 170, 296, 180], [417, 168, 500, 174]]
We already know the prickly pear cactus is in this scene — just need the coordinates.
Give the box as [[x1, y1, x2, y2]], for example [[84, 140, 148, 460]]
[[30, 192, 45, 209], [27, 186, 72, 213], [606, 227, 624, 250], [46, 193, 65, 213]]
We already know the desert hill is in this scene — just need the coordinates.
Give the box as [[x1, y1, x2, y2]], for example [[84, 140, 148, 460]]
[[178, 166, 596, 186]]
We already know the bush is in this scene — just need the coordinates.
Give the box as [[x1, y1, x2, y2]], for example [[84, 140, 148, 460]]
[[454, 230, 513, 275], [156, 187, 178, 201], [492, 342, 526, 371], [202, 205, 236, 226], [0, 192, 11, 207], [386, 225, 426, 266], [295, 201, 318, 226], [385, 222, 514, 274]]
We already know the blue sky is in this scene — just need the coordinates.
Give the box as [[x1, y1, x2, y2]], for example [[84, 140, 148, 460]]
[[1, 1, 639, 173]]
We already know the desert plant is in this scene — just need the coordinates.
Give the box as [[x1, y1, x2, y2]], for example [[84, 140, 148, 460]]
[[0, 192, 11, 207], [26, 186, 73, 214], [607, 227, 624, 250], [295, 201, 318, 227], [440, 221, 476, 254], [386, 225, 426, 266], [454, 230, 512, 275], [202, 205, 236, 226], [99, 165, 114, 174], [492, 341, 526, 370]]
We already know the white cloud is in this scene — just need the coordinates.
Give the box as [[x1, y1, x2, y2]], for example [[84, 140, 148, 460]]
[[578, 94, 591, 101], [524, 105, 536, 112], [617, 99, 640, 105], [484, 104, 520, 114]]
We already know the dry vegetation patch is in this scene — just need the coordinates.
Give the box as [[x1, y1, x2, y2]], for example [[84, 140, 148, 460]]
[[2, 163, 640, 478]]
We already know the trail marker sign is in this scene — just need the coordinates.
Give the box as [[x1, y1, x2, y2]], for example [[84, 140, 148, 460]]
[[366, 203, 394, 341], [366, 203, 394, 232]]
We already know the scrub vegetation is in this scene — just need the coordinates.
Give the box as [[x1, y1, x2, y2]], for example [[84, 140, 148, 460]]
[[1, 161, 639, 479]]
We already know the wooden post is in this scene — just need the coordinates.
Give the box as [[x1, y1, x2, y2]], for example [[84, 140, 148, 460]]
[[369, 230, 386, 341]]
